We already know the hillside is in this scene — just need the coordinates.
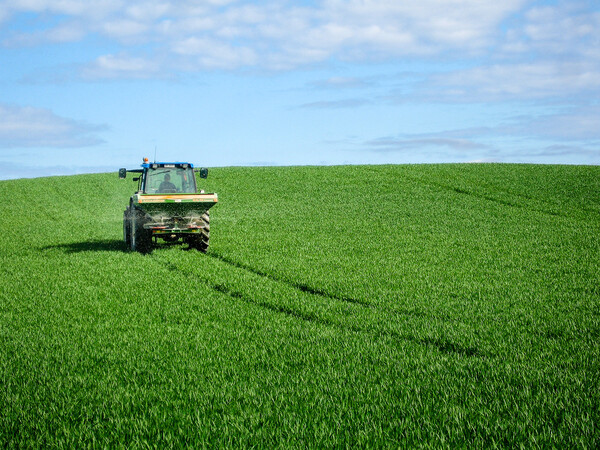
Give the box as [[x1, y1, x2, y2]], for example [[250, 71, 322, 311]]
[[1, 164, 599, 447]]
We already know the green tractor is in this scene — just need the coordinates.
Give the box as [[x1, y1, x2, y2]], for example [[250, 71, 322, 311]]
[[119, 158, 218, 253]]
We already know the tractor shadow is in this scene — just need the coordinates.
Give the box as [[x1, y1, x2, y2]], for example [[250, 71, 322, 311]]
[[42, 239, 196, 254], [42, 239, 127, 253]]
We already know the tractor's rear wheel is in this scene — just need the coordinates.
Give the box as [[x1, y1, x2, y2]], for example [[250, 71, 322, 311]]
[[130, 209, 151, 253], [190, 211, 210, 252]]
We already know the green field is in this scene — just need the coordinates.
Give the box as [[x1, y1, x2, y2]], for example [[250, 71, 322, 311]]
[[1, 164, 599, 447]]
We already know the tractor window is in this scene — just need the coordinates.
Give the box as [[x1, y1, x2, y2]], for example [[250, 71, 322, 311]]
[[145, 167, 197, 194]]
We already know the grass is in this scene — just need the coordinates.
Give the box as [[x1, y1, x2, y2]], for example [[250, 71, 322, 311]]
[[0, 164, 599, 447]]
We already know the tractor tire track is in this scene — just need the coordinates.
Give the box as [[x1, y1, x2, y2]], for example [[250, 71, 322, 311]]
[[156, 254, 484, 359], [406, 174, 592, 221], [208, 251, 431, 320], [209, 251, 373, 307]]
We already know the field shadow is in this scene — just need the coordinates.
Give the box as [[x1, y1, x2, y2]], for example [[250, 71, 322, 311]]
[[42, 239, 127, 253]]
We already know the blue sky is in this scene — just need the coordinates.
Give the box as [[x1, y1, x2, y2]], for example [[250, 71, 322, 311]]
[[0, 0, 598, 179]]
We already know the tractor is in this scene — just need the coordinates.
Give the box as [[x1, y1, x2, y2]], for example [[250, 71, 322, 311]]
[[119, 158, 218, 253]]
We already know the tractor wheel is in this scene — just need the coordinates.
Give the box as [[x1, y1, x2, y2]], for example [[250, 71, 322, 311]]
[[123, 209, 131, 247], [130, 209, 151, 253], [190, 211, 210, 252], [129, 210, 138, 251]]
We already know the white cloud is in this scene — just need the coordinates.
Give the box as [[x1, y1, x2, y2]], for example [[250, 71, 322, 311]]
[[1, 0, 124, 23], [0, 104, 106, 148], [501, 3, 600, 66], [172, 37, 257, 69], [125, 2, 171, 22], [2, 0, 599, 111], [320, 0, 527, 52], [413, 1, 600, 102], [101, 19, 149, 40], [82, 53, 160, 79], [1, 0, 529, 68], [520, 4, 599, 53]]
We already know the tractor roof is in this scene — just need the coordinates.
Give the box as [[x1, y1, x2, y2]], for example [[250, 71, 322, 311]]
[[141, 161, 194, 169]]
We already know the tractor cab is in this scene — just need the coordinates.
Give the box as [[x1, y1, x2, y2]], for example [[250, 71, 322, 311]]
[[143, 163, 197, 194], [119, 159, 208, 194]]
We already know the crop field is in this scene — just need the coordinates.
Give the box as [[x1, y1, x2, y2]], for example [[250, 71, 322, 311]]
[[0, 164, 599, 447]]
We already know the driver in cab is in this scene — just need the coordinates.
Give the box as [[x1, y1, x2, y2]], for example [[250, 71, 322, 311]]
[[159, 173, 177, 193]]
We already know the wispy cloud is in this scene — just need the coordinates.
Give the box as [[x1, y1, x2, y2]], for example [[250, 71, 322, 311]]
[[360, 105, 600, 162], [309, 77, 374, 90], [0, 160, 119, 180], [0, 104, 107, 148], [299, 98, 371, 109], [365, 136, 490, 153], [500, 107, 600, 141], [533, 145, 599, 158], [428, 61, 600, 102]]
